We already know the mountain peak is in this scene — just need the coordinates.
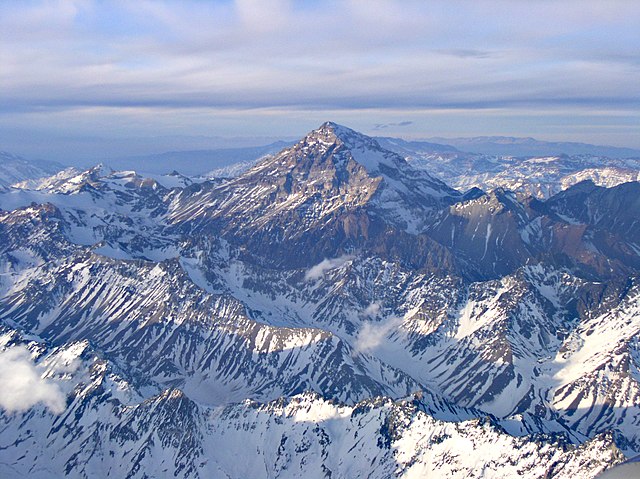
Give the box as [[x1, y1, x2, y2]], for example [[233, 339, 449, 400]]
[[298, 121, 380, 158], [289, 122, 409, 179], [317, 120, 346, 133], [240, 122, 460, 208], [303, 122, 378, 152], [167, 122, 462, 248]]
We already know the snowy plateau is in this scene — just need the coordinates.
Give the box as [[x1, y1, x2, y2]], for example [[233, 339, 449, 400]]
[[0, 122, 639, 478]]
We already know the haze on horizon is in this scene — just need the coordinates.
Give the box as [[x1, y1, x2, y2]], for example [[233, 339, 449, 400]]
[[1, 0, 639, 162]]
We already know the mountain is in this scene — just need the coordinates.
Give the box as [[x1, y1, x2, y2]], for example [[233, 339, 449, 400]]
[[98, 141, 293, 176], [377, 142, 640, 200], [442, 157, 640, 200], [423, 136, 640, 158], [211, 138, 640, 201], [375, 136, 461, 155], [0, 151, 68, 191], [1, 122, 639, 477], [168, 122, 462, 269], [0, 329, 623, 479]]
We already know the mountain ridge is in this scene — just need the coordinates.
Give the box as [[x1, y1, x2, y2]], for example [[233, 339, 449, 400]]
[[422, 136, 640, 157]]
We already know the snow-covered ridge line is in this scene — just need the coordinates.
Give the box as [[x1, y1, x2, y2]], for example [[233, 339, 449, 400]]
[[0, 326, 626, 479]]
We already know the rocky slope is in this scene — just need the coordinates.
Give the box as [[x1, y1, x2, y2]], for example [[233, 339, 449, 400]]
[[0, 329, 626, 479]]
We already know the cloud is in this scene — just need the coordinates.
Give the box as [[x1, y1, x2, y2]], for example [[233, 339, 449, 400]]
[[2, 1, 638, 115], [362, 302, 381, 318], [304, 255, 354, 281], [234, 0, 292, 31], [1, 1, 639, 152], [373, 121, 413, 130], [354, 315, 403, 354], [442, 49, 493, 59], [0, 346, 68, 414]]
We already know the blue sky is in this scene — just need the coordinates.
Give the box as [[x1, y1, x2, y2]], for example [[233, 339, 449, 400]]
[[1, 0, 639, 160]]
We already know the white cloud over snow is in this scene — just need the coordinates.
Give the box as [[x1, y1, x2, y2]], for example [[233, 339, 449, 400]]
[[362, 302, 381, 318], [0, 346, 67, 414], [304, 255, 354, 281], [355, 316, 403, 354]]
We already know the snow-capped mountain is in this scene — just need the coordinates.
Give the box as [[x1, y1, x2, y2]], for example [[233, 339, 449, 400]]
[[202, 136, 640, 201], [167, 122, 462, 268], [420, 135, 640, 158], [380, 144, 640, 200], [0, 329, 623, 479], [434, 156, 640, 200], [1, 123, 639, 478], [0, 151, 67, 191]]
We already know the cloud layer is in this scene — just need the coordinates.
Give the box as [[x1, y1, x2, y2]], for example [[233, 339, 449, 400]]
[[1, 0, 639, 155], [0, 346, 67, 414], [3, 0, 638, 112]]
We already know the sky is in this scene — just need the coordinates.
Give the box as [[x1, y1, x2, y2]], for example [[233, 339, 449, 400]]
[[1, 0, 639, 161]]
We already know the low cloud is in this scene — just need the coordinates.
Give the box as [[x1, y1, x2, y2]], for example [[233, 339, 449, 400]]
[[354, 316, 403, 354], [373, 121, 414, 130], [362, 301, 382, 318], [1, 1, 639, 152], [304, 255, 354, 281], [0, 346, 67, 414]]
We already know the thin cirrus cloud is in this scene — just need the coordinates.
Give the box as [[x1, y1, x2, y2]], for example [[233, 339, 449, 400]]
[[0, 0, 639, 152]]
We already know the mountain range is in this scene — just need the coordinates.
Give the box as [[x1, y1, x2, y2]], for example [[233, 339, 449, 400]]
[[0, 122, 639, 478], [0, 151, 68, 192], [421, 136, 640, 158]]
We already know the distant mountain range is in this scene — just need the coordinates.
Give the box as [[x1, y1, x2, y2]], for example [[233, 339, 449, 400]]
[[0, 151, 67, 191], [7, 133, 638, 178], [422, 135, 640, 157], [98, 141, 293, 176]]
